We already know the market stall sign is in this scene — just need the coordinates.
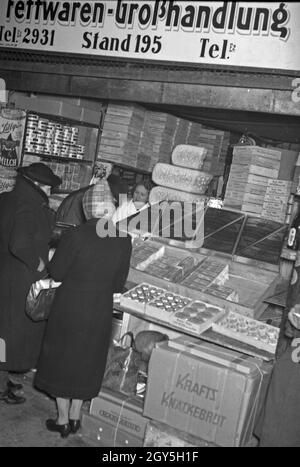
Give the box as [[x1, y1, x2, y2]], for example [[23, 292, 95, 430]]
[[0, 1, 299, 72]]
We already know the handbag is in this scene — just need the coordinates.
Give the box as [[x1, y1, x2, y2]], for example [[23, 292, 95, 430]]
[[103, 332, 143, 396], [25, 278, 60, 322]]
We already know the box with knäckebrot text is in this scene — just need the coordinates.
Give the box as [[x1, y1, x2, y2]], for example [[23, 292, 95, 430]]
[[143, 339, 264, 447]]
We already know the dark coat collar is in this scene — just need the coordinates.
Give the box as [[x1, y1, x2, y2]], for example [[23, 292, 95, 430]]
[[14, 175, 49, 206]]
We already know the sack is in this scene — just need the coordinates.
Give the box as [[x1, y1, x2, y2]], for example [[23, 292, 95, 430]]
[[102, 332, 143, 396], [26, 278, 59, 322], [134, 330, 169, 363]]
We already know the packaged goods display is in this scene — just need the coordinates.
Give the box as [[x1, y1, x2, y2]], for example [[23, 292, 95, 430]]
[[44, 161, 92, 192], [130, 243, 165, 270], [149, 186, 206, 204], [152, 163, 212, 195], [98, 104, 230, 176], [171, 144, 207, 170], [120, 284, 227, 336], [145, 291, 192, 322], [224, 145, 294, 223], [170, 299, 226, 334], [141, 252, 199, 283], [120, 283, 166, 314], [181, 257, 229, 291], [205, 284, 239, 303], [25, 114, 85, 159], [212, 311, 279, 354]]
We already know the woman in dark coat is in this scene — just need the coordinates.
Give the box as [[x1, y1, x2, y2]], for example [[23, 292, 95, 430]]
[[35, 180, 132, 438], [0, 163, 61, 404]]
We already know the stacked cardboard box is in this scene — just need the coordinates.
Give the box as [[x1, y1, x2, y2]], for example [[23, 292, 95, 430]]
[[196, 127, 230, 176], [144, 419, 216, 447], [224, 146, 294, 222], [99, 103, 230, 176], [81, 388, 149, 447], [98, 104, 145, 167], [172, 118, 190, 150], [143, 338, 265, 447], [43, 161, 92, 191], [138, 111, 178, 171], [261, 179, 292, 223], [143, 253, 198, 283]]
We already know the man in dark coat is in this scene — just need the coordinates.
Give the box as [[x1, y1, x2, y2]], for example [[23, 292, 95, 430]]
[[0, 163, 61, 404]]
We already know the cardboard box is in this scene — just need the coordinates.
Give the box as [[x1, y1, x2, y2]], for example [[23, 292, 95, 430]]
[[143, 340, 264, 447], [81, 413, 142, 447], [89, 388, 148, 443], [143, 420, 216, 447]]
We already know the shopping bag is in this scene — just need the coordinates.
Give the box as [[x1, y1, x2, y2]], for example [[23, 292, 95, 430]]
[[26, 278, 61, 322], [103, 332, 142, 396]]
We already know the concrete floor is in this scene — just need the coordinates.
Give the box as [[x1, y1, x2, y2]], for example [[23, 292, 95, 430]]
[[0, 371, 92, 447]]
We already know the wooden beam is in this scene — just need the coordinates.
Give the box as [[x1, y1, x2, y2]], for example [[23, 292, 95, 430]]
[[1, 69, 300, 116], [0, 57, 297, 91]]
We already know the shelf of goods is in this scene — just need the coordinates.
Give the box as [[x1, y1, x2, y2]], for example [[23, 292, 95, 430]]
[[224, 145, 299, 224], [98, 103, 230, 175], [119, 211, 283, 358], [22, 112, 99, 192]]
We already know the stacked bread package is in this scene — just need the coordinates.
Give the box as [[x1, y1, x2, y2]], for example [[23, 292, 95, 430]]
[[150, 144, 212, 204]]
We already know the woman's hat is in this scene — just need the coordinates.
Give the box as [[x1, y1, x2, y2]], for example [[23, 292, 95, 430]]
[[17, 162, 61, 187], [82, 180, 116, 220]]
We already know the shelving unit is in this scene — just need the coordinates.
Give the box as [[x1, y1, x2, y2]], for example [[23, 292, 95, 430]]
[[23, 152, 94, 165], [20, 111, 101, 193]]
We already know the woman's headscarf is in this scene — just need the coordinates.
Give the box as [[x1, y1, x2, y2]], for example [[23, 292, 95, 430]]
[[82, 179, 116, 220]]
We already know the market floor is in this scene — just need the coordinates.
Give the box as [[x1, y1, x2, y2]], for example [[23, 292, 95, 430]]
[[0, 372, 93, 447]]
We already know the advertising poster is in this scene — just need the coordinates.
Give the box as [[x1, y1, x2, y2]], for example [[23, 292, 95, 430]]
[[0, 107, 26, 193]]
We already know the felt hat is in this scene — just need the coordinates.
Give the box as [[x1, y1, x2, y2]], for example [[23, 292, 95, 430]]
[[17, 162, 61, 187]]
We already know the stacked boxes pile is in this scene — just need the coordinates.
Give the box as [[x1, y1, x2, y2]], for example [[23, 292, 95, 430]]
[[224, 145, 296, 223], [99, 104, 230, 176]]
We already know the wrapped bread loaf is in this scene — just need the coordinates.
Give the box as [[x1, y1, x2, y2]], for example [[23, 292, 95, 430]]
[[172, 144, 207, 170], [152, 163, 212, 194], [149, 186, 206, 204]]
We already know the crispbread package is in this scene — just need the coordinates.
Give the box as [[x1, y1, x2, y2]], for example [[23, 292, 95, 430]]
[[152, 163, 212, 194], [149, 186, 206, 204], [172, 145, 207, 170]]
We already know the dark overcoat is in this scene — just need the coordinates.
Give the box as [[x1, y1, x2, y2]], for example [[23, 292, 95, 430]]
[[56, 185, 90, 226], [35, 219, 132, 400], [0, 176, 54, 371], [255, 263, 300, 447]]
